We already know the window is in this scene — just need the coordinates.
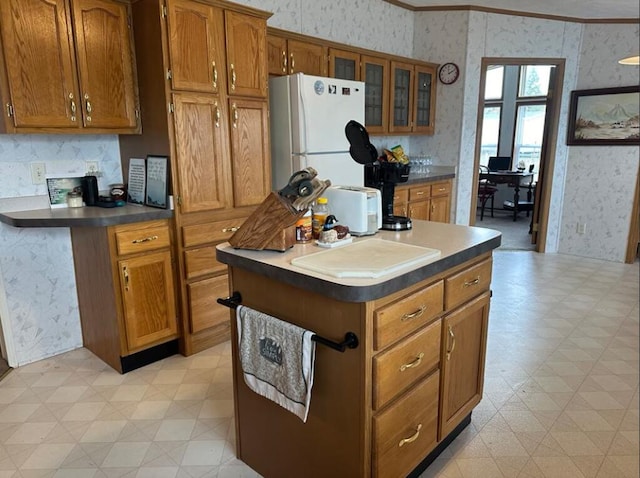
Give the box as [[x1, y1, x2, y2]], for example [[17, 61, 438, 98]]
[[514, 104, 545, 176], [480, 106, 501, 165]]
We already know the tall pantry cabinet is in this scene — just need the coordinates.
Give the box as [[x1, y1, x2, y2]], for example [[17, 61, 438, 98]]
[[119, 0, 271, 356]]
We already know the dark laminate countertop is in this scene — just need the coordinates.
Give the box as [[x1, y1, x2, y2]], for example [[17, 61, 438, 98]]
[[404, 165, 456, 185], [0, 204, 173, 228], [217, 219, 500, 303]]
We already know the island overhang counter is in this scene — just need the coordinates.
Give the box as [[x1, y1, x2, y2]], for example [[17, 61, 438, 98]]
[[216, 220, 501, 478]]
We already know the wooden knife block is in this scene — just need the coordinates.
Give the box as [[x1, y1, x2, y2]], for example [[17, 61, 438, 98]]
[[228, 192, 307, 251]]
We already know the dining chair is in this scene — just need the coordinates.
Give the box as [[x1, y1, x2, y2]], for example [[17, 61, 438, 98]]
[[478, 165, 498, 220]]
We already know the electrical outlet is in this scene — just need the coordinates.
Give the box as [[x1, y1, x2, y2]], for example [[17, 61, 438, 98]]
[[85, 160, 99, 176], [30, 162, 46, 184], [577, 222, 587, 234]]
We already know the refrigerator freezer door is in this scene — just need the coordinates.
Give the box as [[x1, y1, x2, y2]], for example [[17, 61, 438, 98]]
[[291, 74, 365, 155], [296, 152, 364, 187]]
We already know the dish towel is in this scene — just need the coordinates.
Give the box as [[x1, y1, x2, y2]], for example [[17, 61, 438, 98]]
[[236, 305, 317, 422]]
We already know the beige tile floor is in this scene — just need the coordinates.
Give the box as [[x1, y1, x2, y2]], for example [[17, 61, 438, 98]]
[[0, 251, 637, 477]]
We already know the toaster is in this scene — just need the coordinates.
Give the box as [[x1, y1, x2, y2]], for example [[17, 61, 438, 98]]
[[322, 186, 382, 236]]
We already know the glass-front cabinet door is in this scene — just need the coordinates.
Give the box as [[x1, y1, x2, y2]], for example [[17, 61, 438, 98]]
[[414, 65, 436, 134], [361, 55, 388, 135], [329, 48, 359, 80], [389, 60, 413, 133]]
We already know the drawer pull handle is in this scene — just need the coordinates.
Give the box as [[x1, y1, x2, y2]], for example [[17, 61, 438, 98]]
[[222, 226, 240, 233], [400, 352, 424, 372], [398, 423, 422, 447], [132, 235, 158, 244], [464, 277, 480, 287], [415, 191, 424, 196], [401, 305, 425, 321], [446, 326, 456, 360]]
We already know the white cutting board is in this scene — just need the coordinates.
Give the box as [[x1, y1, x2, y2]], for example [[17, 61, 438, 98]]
[[291, 238, 441, 278]]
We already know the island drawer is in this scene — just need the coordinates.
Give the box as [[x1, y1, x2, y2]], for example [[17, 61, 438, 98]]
[[373, 319, 441, 410], [374, 280, 444, 351], [373, 370, 439, 478], [445, 258, 492, 310], [114, 221, 171, 256]]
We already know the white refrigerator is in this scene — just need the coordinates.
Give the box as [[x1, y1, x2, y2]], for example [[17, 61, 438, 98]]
[[269, 73, 366, 191]]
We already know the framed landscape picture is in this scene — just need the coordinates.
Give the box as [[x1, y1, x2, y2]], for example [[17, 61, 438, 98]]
[[145, 155, 169, 208], [567, 85, 640, 146]]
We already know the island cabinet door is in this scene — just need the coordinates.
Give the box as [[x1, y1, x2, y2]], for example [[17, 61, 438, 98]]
[[118, 251, 178, 352], [439, 291, 490, 439]]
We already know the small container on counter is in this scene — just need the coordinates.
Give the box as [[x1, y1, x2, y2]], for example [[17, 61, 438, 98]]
[[312, 197, 329, 239], [109, 183, 126, 201], [66, 190, 83, 208], [295, 209, 312, 243]]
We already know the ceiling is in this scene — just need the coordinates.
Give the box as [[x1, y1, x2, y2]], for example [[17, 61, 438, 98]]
[[390, 0, 640, 21]]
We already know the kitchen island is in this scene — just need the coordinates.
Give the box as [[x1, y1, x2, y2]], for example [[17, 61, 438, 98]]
[[216, 220, 500, 478]]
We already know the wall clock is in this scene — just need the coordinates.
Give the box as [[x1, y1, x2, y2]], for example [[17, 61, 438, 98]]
[[438, 62, 460, 85]]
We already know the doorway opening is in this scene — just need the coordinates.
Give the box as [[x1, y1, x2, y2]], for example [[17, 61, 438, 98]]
[[471, 58, 565, 252]]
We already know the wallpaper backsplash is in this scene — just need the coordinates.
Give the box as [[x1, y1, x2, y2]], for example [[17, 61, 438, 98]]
[[0, 135, 123, 366]]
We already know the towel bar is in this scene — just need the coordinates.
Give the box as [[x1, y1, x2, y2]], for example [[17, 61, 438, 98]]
[[217, 292, 359, 352]]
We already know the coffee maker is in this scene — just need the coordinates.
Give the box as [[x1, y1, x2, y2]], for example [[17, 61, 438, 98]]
[[345, 120, 412, 231]]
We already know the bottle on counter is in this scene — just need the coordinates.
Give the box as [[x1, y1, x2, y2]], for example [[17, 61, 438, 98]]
[[312, 197, 329, 239], [295, 209, 313, 243]]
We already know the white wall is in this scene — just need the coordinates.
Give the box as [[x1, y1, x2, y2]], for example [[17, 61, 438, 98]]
[[558, 24, 640, 262], [0, 135, 123, 366]]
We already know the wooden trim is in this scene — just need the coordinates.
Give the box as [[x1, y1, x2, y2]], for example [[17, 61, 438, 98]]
[[625, 173, 640, 263], [381, 1, 640, 24], [267, 27, 439, 71]]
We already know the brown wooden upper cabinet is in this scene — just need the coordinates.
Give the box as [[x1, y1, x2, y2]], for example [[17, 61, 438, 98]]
[[329, 48, 360, 80], [390, 61, 436, 134], [165, 0, 226, 94], [361, 55, 389, 135], [224, 11, 268, 98], [0, 0, 140, 134], [267, 34, 327, 77]]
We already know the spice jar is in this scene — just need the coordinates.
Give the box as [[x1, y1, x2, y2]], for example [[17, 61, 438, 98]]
[[295, 210, 312, 243], [66, 190, 83, 208]]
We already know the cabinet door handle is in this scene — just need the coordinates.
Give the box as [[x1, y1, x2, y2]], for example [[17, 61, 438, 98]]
[[230, 63, 236, 91], [84, 93, 92, 122], [401, 305, 425, 321], [131, 235, 158, 244], [446, 326, 456, 360], [431, 203, 435, 212], [290, 53, 295, 73], [398, 424, 422, 447], [122, 266, 129, 292], [281, 50, 287, 73], [69, 93, 77, 122], [214, 102, 220, 128], [212, 61, 218, 89], [400, 352, 424, 372], [222, 226, 240, 233], [231, 103, 238, 128], [464, 277, 480, 287]]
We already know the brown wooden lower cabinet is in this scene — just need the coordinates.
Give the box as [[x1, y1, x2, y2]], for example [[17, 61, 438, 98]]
[[395, 179, 452, 223], [225, 251, 494, 477], [71, 219, 179, 373]]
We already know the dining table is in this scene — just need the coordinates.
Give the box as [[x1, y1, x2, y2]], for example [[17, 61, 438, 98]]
[[479, 170, 534, 221]]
